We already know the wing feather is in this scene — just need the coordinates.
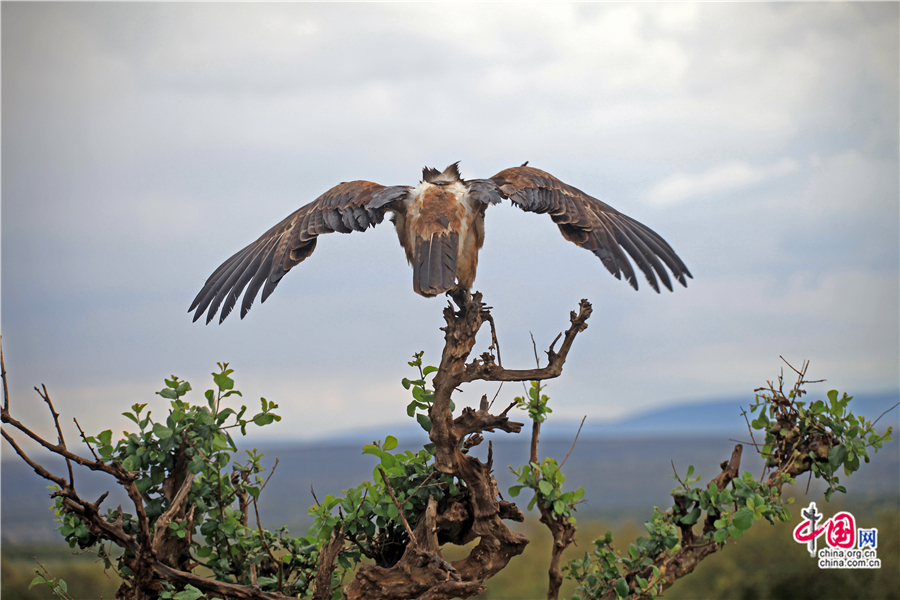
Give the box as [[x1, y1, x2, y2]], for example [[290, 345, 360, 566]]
[[191, 181, 411, 323], [609, 214, 673, 292], [607, 217, 660, 292], [189, 244, 251, 314], [491, 165, 691, 292], [240, 240, 281, 320], [212, 243, 269, 323], [218, 247, 266, 323], [626, 219, 691, 286]]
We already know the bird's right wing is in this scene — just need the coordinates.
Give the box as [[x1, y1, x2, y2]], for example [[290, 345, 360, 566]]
[[490, 165, 691, 292], [189, 181, 411, 324]]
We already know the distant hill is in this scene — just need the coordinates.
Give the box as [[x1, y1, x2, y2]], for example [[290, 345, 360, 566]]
[[3, 391, 897, 542], [545, 390, 900, 439], [316, 390, 900, 442]]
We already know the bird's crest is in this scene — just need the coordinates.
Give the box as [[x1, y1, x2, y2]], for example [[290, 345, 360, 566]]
[[422, 162, 462, 184]]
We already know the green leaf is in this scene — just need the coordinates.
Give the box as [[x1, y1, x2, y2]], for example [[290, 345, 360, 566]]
[[213, 371, 234, 391], [538, 480, 553, 496], [732, 508, 754, 531], [508, 485, 523, 497], [151, 467, 165, 486], [29, 576, 48, 590], [615, 577, 629, 598], [681, 507, 701, 525], [416, 413, 432, 432], [828, 444, 847, 469], [216, 407, 236, 425], [253, 413, 275, 426], [173, 585, 204, 600], [188, 455, 204, 474], [98, 430, 113, 446], [553, 500, 565, 515], [423, 366, 438, 376], [379, 453, 397, 469], [707, 482, 718, 504], [383, 436, 398, 451], [152, 423, 173, 440]]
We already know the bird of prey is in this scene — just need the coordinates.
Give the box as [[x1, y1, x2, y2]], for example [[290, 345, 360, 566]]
[[190, 163, 691, 324]]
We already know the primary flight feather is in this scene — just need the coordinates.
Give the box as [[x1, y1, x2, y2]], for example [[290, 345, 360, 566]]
[[190, 163, 691, 324]]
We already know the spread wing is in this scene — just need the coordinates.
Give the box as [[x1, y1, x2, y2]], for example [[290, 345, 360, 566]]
[[491, 165, 691, 292], [189, 181, 411, 324]]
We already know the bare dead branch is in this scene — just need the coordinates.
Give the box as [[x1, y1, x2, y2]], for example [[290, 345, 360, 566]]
[[2, 428, 68, 488], [35, 384, 75, 486], [1, 336, 9, 414], [152, 472, 195, 555], [488, 381, 504, 411], [73, 418, 100, 461], [261, 457, 279, 490], [872, 401, 900, 427], [484, 312, 502, 368], [559, 415, 586, 471], [740, 406, 762, 454], [461, 299, 592, 384], [313, 525, 346, 600], [378, 466, 417, 546]]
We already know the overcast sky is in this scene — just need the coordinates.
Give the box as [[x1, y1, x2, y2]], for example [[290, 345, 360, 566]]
[[2, 3, 897, 448]]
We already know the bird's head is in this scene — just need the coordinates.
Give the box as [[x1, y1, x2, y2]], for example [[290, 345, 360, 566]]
[[422, 162, 462, 185]]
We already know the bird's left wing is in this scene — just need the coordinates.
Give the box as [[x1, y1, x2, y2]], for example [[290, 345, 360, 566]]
[[490, 165, 691, 292], [190, 181, 411, 324]]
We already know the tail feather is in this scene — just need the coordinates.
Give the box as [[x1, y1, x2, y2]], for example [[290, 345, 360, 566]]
[[413, 233, 458, 296]]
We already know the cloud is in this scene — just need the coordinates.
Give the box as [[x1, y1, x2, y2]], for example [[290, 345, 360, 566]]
[[645, 157, 800, 206], [792, 149, 899, 215], [608, 269, 900, 398]]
